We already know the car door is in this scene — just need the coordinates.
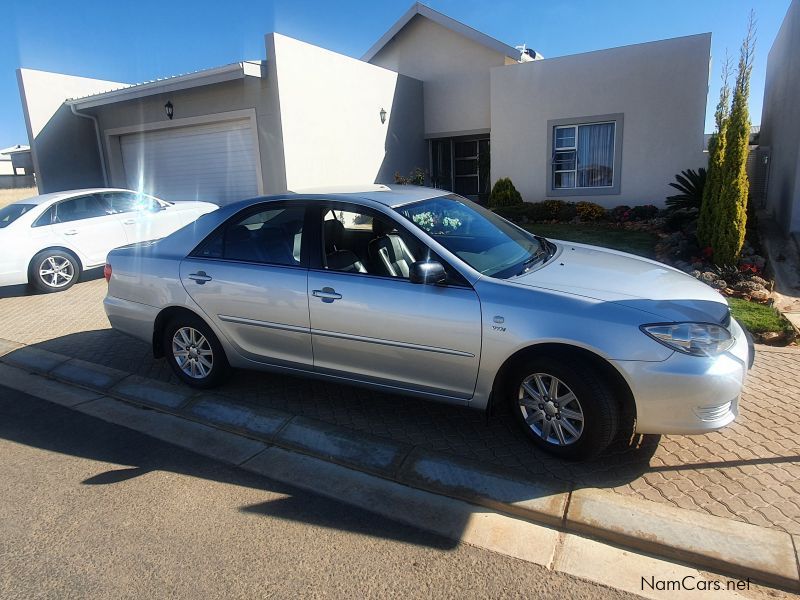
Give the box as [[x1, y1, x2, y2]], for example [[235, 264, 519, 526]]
[[41, 194, 127, 267], [307, 203, 482, 401], [103, 191, 175, 243], [179, 202, 312, 369]]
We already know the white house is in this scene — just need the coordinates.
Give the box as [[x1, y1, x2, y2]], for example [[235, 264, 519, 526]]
[[17, 3, 711, 207]]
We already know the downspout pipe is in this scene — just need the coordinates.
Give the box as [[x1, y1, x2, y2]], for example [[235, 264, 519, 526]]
[[69, 103, 108, 187]]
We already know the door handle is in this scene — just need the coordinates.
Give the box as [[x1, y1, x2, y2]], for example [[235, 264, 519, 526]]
[[312, 287, 342, 303], [64, 229, 78, 235], [188, 271, 213, 284]]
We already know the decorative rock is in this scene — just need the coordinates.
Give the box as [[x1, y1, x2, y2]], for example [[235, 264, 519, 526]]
[[700, 272, 717, 283], [750, 289, 770, 302], [734, 280, 765, 293], [711, 279, 728, 290], [690, 270, 702, 279], [750, 276, 768, 287]]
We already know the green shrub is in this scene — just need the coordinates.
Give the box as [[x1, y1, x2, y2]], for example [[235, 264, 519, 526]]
[[629, 205, 659, 221], [394, 167, 426, 185], [610, 205, 632, 222], [575, 201, 607, 222], [492, 205, 529, 222], [489, 178, 523, 208]]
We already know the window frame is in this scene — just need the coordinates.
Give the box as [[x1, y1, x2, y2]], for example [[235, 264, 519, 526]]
[[546, 113, 624, 197], [188, 200, 310, 269]]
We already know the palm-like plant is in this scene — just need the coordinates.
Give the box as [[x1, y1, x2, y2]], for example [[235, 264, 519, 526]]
[[666, 168, 707, 213]]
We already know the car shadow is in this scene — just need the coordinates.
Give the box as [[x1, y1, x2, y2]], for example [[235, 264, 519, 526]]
[[0, 387, 456, 550], [12, 329, 665, 495]]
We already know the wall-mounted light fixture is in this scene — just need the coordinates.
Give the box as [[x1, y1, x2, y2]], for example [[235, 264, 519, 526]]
[[379, 107, 387, 124], [165, 101, 174, 120]]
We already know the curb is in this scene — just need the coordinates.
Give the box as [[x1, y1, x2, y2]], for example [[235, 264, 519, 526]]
[[0, 338, 797, 591]]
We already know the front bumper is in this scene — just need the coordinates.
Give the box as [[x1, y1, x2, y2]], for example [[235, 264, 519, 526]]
[[613, 318, 751, 435]]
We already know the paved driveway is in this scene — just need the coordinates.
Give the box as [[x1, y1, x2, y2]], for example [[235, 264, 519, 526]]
[[2, 278, 799, 535]]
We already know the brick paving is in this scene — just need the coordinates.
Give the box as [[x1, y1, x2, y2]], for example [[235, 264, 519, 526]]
[[2, 277, 799, 534]]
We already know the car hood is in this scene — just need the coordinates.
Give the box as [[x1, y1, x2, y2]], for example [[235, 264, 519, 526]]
[[510, 241, 730, 323]]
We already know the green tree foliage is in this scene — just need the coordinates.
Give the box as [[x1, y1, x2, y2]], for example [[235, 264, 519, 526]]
[[489, 177, 523, 208], [710, 12, 756, 266], [696, 55, 731, 247], [666, 168, 706, 213]]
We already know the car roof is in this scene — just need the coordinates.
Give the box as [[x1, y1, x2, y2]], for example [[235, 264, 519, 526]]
[[7, 188, 140, 207], [289, 184, 450, 208]]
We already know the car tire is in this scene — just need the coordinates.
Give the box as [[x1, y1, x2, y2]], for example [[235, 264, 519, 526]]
[[163, 314, 230, 389], [30, 249, 81, 293], [508, 356, 618, 460]]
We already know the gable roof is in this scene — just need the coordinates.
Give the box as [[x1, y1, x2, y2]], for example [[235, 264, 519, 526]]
[[361, 2, 519, 62]]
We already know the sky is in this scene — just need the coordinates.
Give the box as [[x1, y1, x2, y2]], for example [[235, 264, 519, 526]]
[[0, 0, 792, 150]]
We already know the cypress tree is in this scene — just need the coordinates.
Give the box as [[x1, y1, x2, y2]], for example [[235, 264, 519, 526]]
[[710, 12, 756, 266], [696, 55, 731, 248]]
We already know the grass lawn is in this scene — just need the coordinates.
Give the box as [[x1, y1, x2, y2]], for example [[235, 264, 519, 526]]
[[726, 298, 794, 334], [522, 221, 792, 336], [525, 223, 659, 259], [0, 187, 38, 209]]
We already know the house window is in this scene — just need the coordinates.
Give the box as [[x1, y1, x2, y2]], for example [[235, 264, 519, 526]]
[[552, 122, 616, 189]]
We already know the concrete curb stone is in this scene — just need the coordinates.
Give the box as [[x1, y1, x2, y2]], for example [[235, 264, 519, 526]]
[[112, 374, 195, 409], [397, 446, 569, 528], [76, 396, 267, 465], [275, 415, 413, 478], [50, 357, 129, 390], [3, 346, 70, 373], [188, 395, 292, 439], [566, 487, 799, 590]]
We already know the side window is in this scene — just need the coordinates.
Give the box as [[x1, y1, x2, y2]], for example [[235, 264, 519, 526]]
[[193, 205, 305, 266], [50, 195, 110, 223], [103, 192, 158, 214], [321, 207, 427, 279], [33, 206, 56, 228]]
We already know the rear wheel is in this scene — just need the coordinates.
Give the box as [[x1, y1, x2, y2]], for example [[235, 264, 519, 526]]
[[508, 356, 618, 460], [30, 250, 80, 293], [163, 314, 230, 388]]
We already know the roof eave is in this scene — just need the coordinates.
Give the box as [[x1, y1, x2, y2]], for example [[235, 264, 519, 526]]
[[66, 61, 263, 110]]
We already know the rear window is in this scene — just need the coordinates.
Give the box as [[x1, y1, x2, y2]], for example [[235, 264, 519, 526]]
[[0, 204, 35, 228]]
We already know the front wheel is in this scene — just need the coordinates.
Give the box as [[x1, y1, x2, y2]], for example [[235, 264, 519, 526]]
[[30, 250, 81, 293], [508, 357, 618, 460], [163, 315, 230, 389]]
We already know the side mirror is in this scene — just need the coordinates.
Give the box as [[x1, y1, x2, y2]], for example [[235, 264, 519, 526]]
[[409, 260, 447, 285]]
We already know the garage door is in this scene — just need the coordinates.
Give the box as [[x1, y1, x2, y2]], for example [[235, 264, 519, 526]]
[[120, 119, 260, 204]]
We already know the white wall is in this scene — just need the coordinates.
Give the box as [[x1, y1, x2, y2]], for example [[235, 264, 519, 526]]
[[368, 14, 510, 137], [490, 34, 711, 207], [760, 0, 800, 233], [17, 69, 127, 192], [271, 33, 425, 190]]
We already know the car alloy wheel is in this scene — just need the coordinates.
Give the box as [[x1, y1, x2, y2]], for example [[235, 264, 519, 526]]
[[171, 326, 214, 379], [38, 255, 75, 289], [517, 373, 585, 446]]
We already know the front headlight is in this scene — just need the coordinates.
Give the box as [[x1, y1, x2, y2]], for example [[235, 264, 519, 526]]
[[640, 322, 734, 356]]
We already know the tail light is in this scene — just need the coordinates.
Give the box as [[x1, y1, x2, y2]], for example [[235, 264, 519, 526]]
[[103, 263, 112, 282]]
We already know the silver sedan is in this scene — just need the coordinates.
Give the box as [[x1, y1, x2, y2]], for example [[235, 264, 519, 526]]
[[103, 185, 752, 459]]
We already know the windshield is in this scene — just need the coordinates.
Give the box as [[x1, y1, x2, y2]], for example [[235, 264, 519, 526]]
[[0, 204, 35, 229], [397, 194, 551, 278]]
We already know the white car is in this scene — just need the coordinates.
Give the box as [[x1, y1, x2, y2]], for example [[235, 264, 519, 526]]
[[0, 188, 217, 293]]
